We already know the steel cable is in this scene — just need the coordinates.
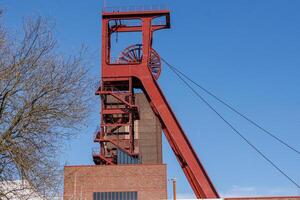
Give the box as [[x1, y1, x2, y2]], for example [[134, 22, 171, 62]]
[[161, 57, 300, 189], [161, 58, 300, 156]]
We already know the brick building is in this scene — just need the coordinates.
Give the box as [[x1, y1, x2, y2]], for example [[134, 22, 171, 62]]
[[64, 93, 166, 200]]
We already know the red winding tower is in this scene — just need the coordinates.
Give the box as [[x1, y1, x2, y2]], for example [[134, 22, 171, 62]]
[[63, 7, 300, 200], [93, 8, 218, 199]]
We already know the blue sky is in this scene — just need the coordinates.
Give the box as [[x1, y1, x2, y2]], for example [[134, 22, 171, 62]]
[[2, 0, 300, 198]]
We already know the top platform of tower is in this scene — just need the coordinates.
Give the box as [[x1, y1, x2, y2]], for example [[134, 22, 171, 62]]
[[102, 5, 170, 24]]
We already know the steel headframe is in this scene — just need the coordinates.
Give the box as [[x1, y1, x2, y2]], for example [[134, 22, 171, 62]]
[[96, 8, 219, 199]]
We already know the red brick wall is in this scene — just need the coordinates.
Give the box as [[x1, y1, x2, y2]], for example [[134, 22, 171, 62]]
[[64, 164, 167, 200]]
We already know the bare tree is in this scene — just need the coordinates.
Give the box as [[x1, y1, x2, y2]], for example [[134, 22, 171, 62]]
[[0, 11, 91, 199]]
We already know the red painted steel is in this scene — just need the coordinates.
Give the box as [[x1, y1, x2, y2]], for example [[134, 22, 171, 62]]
[[97, 9, 219, 199], [94, 8, 300, 200], [93, 76, 140, 165]]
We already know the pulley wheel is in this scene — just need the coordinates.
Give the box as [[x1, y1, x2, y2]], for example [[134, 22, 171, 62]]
[[118, 44, 161, 80]]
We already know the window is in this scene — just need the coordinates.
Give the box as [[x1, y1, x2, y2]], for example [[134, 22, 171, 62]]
[[93, 191, 138, 200]]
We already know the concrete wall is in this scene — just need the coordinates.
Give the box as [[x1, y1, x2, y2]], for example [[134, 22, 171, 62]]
[[64, 164, 167, 200], [135, 93, 162, 164]]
